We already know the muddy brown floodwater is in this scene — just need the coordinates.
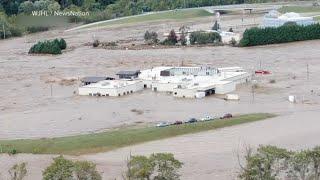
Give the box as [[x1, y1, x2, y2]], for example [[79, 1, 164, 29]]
[[0, 6, 320, 179]]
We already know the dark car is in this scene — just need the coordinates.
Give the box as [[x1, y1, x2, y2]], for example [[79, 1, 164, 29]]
[[185, 118, 197, 123], [220, 113, 233, 119], [173, 121, 183, 125]]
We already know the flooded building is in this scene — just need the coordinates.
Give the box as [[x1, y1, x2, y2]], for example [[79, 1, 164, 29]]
[[78, 80, 144, 97], [139, 66, 251, 98]]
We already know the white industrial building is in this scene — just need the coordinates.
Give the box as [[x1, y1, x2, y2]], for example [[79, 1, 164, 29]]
[[78, 66, 251, 99], [138, 66, 251, 98], [78, 80, 144, 97], [262, 10, 315, 28]]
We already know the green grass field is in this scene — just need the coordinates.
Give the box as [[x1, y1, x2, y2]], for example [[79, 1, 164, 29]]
[[82, 9, 212, 29], [279, 6, 320, 13], [0, 113, 275, 155]]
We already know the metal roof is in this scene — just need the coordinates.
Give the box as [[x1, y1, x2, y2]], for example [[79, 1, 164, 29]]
[[81, 76, 109, 83], [116, 70, 140, 75]]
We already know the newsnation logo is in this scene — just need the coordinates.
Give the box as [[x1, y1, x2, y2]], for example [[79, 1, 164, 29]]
[[31, 10, 90, 16]]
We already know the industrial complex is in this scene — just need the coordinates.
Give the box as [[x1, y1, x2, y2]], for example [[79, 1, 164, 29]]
[[78, 66, 251, 98]]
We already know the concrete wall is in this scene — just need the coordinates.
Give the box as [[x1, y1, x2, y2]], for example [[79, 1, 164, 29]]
[[173, 88, 197, 98], [152, 82, 181, 92], [215, 82, 236, 94], [223, 73, 251, 85], [78, 81, 144, 97]]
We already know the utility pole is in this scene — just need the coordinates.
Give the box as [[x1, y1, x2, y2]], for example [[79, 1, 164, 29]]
[[307, 61, 309, 81], [2, 24, 5, 39], [50, 84, 53, 97]]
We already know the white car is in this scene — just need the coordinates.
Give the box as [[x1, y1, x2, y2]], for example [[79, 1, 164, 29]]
[[156, 122, 170, 127], [200, 116, 213, 121]]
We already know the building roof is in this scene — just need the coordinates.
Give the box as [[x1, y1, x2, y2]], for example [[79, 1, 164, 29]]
[[81, 76, 109, 83], [116, 70, 140, 76], [82, 80, 141, 89]]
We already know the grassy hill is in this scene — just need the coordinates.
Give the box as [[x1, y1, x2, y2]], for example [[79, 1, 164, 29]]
[[79, 9, 212, 29]]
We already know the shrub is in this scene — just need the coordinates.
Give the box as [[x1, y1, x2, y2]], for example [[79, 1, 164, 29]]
[[8, 148, 18, 155], [9, 162, 27, 180], [29, 38, 67, 55], [144, 30, 159, 44], [269, 79, 276, 83], [230, 37, 237, 46], [43, 156, 74, 180], [189, 31, 221, 45], [26, 26, 49, 33], [93, 39, 100, 47], [161, 29, 178, 46], [59, 38, 67, 50], [239, 24, 320, 47]]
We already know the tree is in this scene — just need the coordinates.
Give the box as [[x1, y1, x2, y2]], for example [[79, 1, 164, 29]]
[[59, 38, 67, 50], [151, 153, 183, 180], [126, 153, 183, 180], [239, 145, 291, 180], [18, 1, 34, 14], [179, 25, 190, 46], [212, 20, 220, 31], [144, 31, 158, 45], [162, 29, 177, 46], [189, 31, 221, 45], [229, 38, 237, 46], [42, 156, 74, 180], [129, 155, 153, 180], [287, 150, 311, 180], [48, 2, 61, 12], [8, 162, 27, 180], [308, 146, 320, 180], [74, 161, 102, 180], [167, 29, 177, 44]]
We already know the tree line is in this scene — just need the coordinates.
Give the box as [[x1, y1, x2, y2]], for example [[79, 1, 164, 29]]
[[239, 145, 320, 180], [1, 153, 182, 180], [239, 23, 320, 46]]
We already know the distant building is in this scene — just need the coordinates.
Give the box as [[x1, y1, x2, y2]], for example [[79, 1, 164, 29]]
[[262, 10, 316, 28]]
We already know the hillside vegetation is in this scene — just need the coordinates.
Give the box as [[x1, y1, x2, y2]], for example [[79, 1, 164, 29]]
[[0, 0, 295, 39]]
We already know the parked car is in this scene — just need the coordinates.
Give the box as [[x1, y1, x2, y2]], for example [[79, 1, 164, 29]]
[[220, 113, 233, 119], [156, 122, 170, 127], [173, 121, 183, 125], [200, 116, 213, 121], [185, 118, 197, 123], [255, 70, 271, 75]]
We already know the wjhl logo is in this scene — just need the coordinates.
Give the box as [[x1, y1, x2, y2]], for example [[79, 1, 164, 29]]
[[32, 10, 51, 16]]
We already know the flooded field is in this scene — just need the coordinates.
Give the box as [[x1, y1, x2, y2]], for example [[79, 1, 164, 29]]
[[0, 4, 320, 179]]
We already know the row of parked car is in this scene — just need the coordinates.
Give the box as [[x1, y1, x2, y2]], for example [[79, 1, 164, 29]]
[[156, 113, 233, 127]]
